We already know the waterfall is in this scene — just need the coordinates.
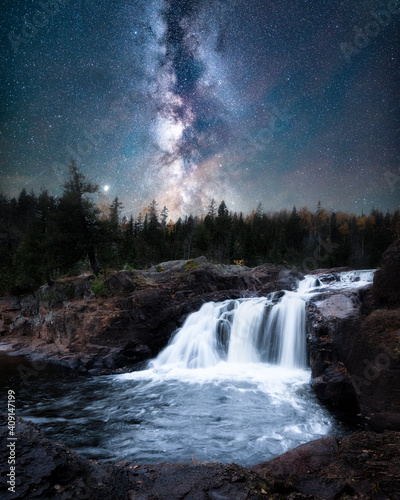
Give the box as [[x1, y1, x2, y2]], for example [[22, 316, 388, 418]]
[[154, 302, 224, 369], [262, 295, 306, 367], [152, 276, 320, 371], [16, 269, 375, 467], [226, 299, 266, 363]]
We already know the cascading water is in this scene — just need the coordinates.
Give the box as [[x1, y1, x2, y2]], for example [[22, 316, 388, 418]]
[[153, 275, 318, 370], [11, 270, 375, 466]]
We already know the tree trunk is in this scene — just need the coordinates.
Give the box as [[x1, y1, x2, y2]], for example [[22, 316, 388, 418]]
[[88, 246, 101, 275]]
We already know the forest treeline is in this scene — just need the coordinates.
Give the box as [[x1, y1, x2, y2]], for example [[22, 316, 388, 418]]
[[0, 162, 399, 295]]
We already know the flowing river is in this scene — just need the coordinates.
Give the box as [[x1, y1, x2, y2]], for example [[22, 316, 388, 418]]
[[0, 270, 374, 466]]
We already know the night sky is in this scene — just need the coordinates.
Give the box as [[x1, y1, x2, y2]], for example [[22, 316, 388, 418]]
[[1, 0, 399, 218]]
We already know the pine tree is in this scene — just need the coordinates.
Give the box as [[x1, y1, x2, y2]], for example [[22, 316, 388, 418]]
[[160, 206, 169, 227], [121, 215, 136, 266], [12, 190, 57, 291], [57, 160, 101, 274]]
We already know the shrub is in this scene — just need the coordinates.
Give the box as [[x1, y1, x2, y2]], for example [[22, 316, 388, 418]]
[[123, 263, 135, 271], [90, 273, 110, 297]]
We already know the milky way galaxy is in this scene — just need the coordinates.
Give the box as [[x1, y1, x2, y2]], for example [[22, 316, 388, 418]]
[[1, 0, 399, 217]]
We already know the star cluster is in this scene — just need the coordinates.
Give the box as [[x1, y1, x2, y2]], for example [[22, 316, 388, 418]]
[[1, 0, 399, 217]]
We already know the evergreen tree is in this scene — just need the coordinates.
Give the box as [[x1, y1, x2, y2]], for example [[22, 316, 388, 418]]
[[160, 206, 169, 227], [207, 199, 217, 219], [193, 221, 210, 254], [12, 190, 57, 291], [97, 196, 124, 269], [215, 201, 232, 262], [57, 160, 101, 274], [286, 206, 303, 253], [121, 215, 136, 266]]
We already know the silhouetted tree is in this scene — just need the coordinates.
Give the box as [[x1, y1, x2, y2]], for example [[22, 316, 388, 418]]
[[57, 160, 101, 274]]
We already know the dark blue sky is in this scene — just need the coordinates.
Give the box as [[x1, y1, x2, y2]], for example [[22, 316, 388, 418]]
[[1, 0, 399, 217]]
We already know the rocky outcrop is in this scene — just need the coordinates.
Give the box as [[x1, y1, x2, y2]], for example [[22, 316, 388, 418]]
[[0, 258, 302, 374], [307, 293, 400, 430], [2, 413, 399, 500], [343, 309, 400, 431], [306, 288, 364, 421], [372, 238, 400, 308], [306, 240, 400, 431]]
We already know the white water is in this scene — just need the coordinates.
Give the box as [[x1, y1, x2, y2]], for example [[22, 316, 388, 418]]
[[14, 270, 374, 466], [318, 269, 376, 289], [150, 275, 320, 371]]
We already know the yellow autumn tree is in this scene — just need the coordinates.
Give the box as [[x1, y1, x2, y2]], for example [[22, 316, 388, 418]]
[[167, 220, 174, 235], [97, 193, 111, 221]]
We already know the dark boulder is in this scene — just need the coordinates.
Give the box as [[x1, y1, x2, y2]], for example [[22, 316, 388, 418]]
[[310, 362, 359, 416], [306, 289, 363, 422], [372, 238, 400, 308], [104, 271, 136, 294]]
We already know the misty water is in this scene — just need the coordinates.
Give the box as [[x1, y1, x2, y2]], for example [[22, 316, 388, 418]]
[[1, 270, 374, 467]]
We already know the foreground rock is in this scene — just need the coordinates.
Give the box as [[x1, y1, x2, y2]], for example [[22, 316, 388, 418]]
[[252, 430, 400, 500], [0, 258, 302, 374], [1, 413, 399, 500]]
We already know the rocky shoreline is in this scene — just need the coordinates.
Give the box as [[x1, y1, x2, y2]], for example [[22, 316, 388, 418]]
[[0, 241, 399, 499]]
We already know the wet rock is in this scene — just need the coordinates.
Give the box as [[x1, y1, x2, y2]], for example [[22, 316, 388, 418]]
[[306, 289, 362, 422], [313, 290, 362, 320], [0, 413, 139, 500], [251, 264, 303, 294], [310, 362, 359, 416]]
